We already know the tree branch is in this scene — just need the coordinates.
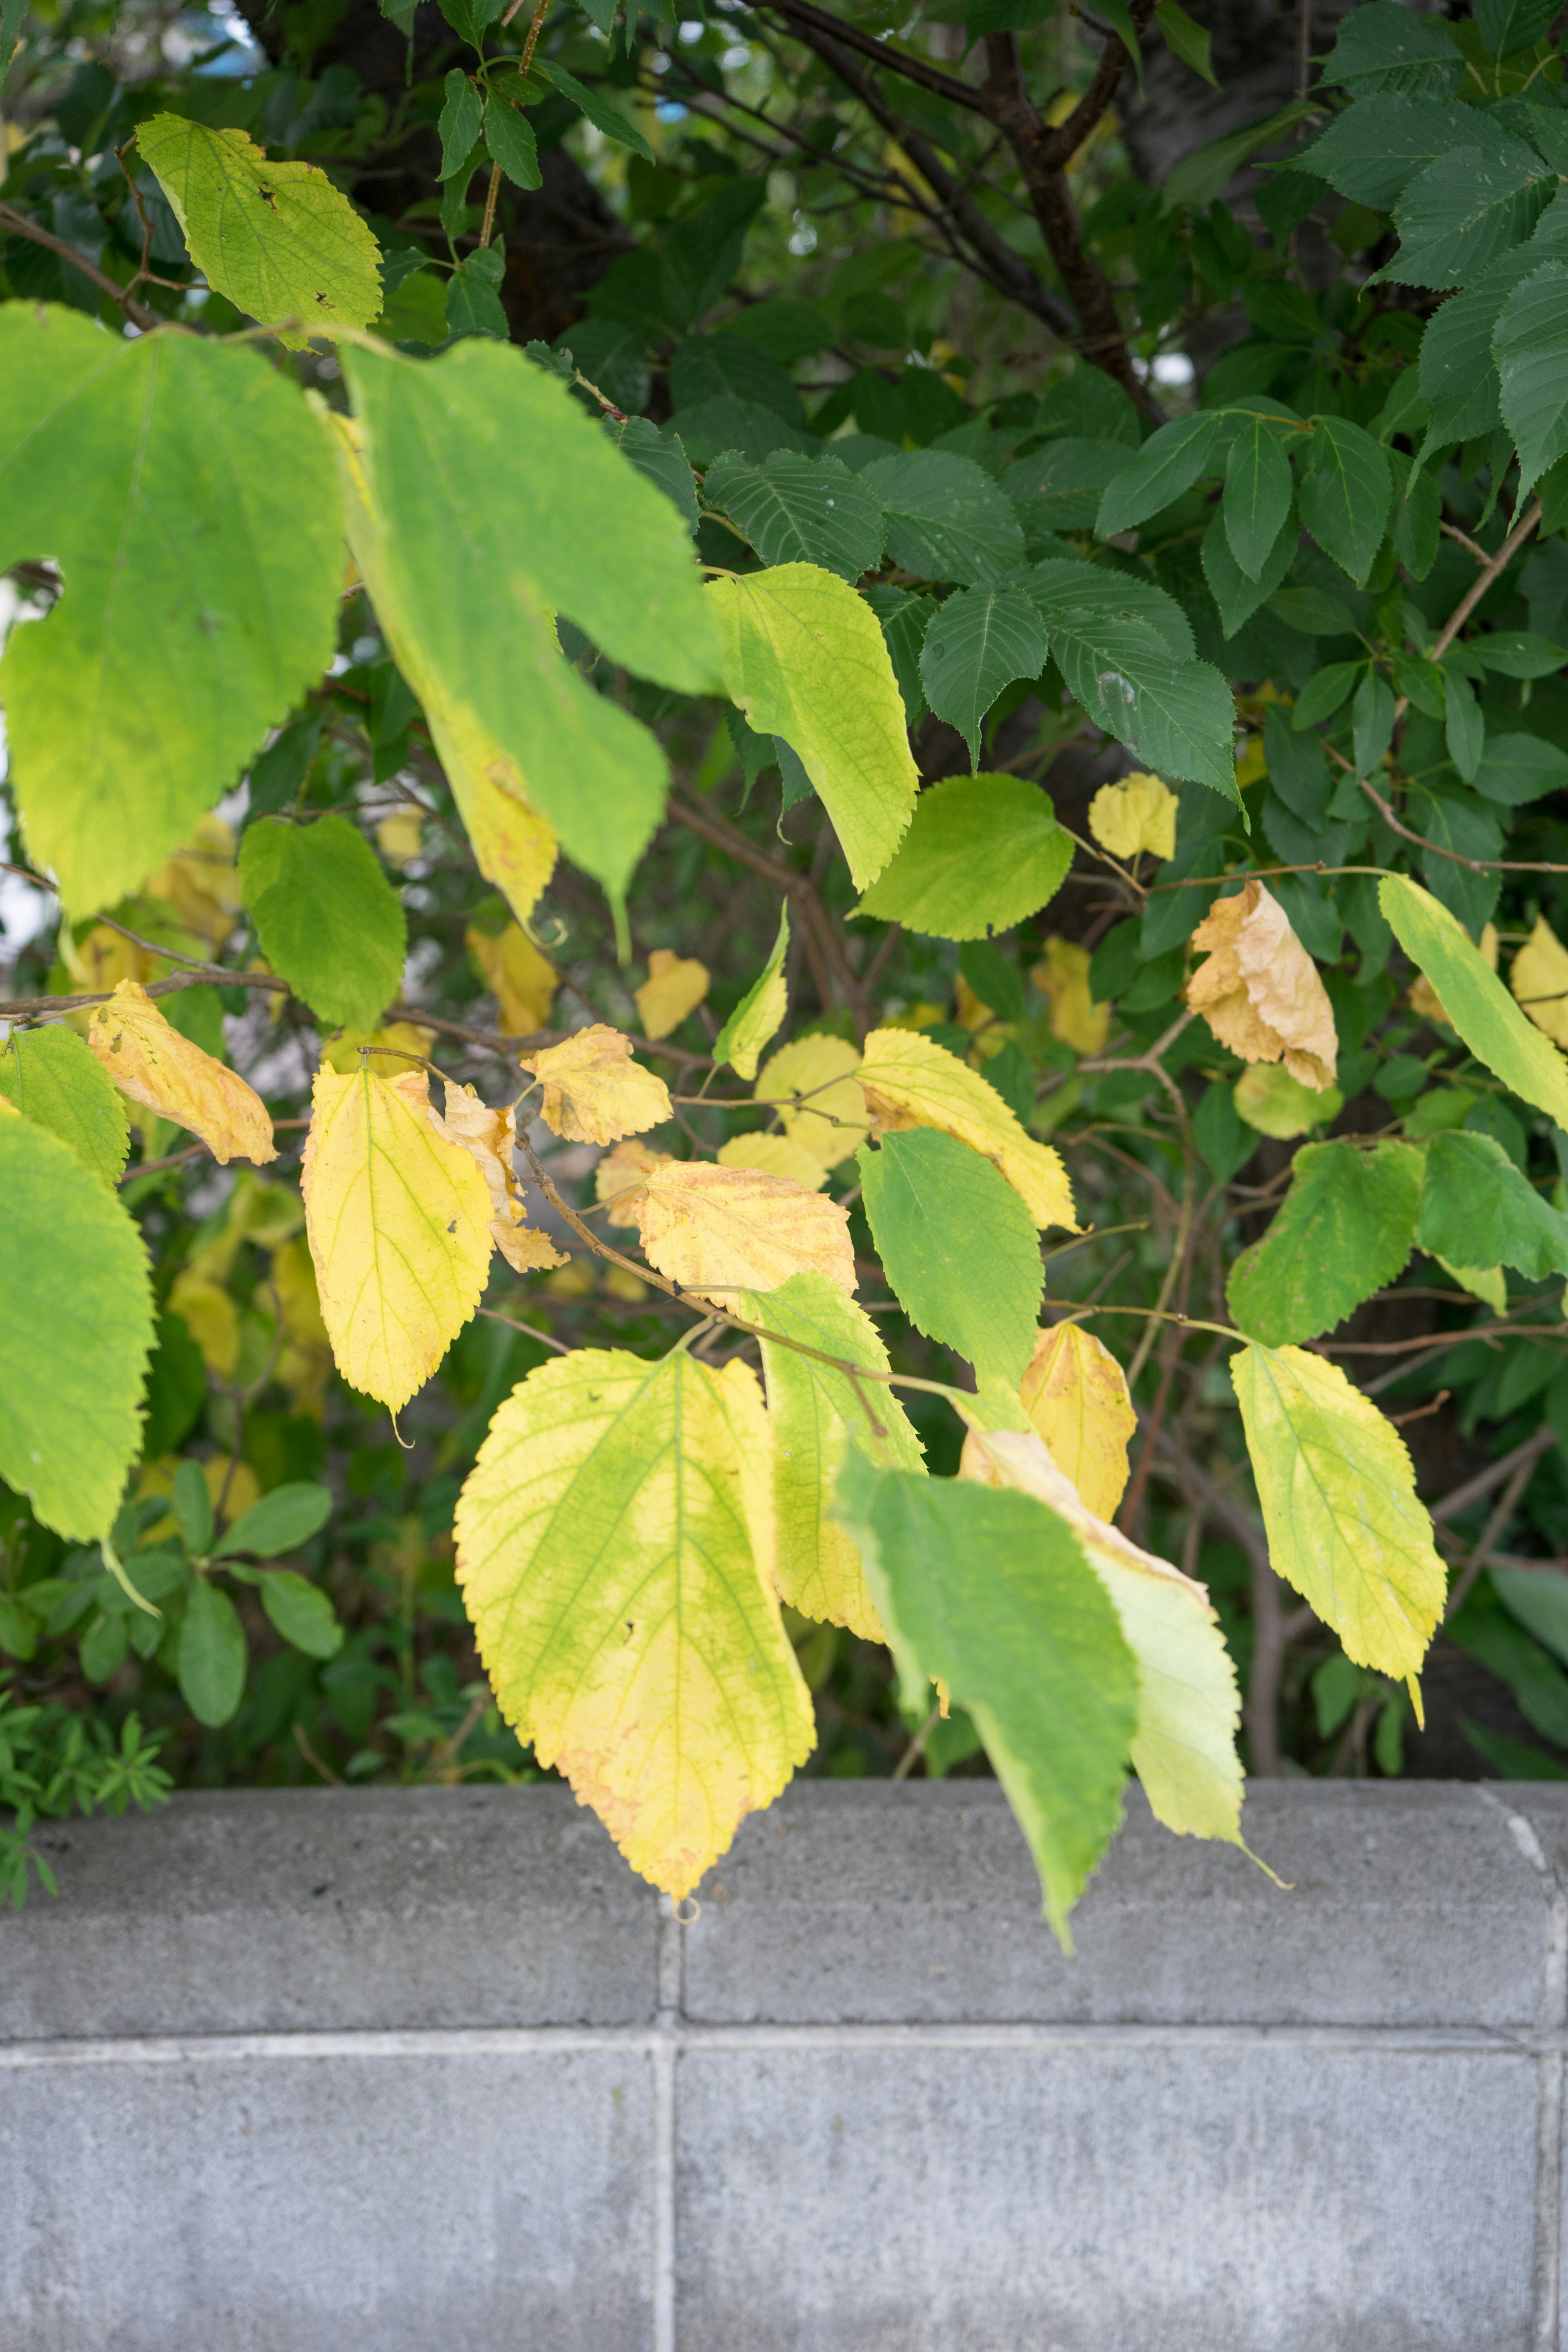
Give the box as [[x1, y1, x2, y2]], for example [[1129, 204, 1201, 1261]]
[[0, 203, 162, 332], [764, 0, 992, 114]]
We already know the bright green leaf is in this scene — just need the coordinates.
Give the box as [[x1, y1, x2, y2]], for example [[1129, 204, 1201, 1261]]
[[854, 772, 1072, 939], [713, 906, 789, 1081], [1381, 874, 1568, 1130], [0, 1024, 128, 1184], [238, 814, 407, 1033], [858, 1126, 1043, 1383], [1226, 1138, 1423, 1343]]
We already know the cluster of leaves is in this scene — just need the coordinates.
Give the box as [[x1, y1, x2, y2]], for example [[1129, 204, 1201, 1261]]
[[11, 0, 1568, 1937]]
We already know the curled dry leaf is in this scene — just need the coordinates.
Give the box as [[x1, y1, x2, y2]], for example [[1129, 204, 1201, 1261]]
[[595, 1138, 674, 1226], [1018, 1323, 1136, 1523], [754, 1033, 868, 1172], [857, 1024, 1077, 1230], [1510, 915, 1568, 1048], [1411, 920, 1497, 1027], [1087, 771, 1177, 862], [520, 1022, 672, 1145], [1031, 936, 1109, 1056], [716, 1131, 828, 1189], [431, 1078, 564, 1273], [87, 980, 276, 1166], [467, 920, 557, 1037], [635, 949, 710, 1042], [627, 1161, 855, 1304], [1185, 880, 1337, 1089]]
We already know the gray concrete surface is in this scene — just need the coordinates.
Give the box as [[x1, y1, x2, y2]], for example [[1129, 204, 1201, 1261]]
[[1, 1780, 1563, 2349]]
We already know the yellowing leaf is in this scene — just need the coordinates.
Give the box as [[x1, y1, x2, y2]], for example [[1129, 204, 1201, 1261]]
[[963, 1425, 1243, 1848], [272, 1235, 334, 1416], [857, 1024, 1078, 1230], [454, 1346, 815, 1897], [376, 808, 425, 869], [1234, 1063, 1344, 1138], [754, 1033, 869, 1172], [88, 981, 275, 1166], [1018, 1323, 1136, 1522], [136, 114, 383, 348], [595, 1138, 675, 1225], [320, 1022, 434, 1076], [1031, 936, 1110, 1056], [706, 564, 918, 889], [467, 920, 557, 1038], [635, 949, 710, 1041], [1411, 920, 1497, 1025], [1186, 880, 1338, 1089], [717, 1131, 828, 1189], [144, 814, 241, 951], [1511, 915, 1568, 1047], [627, 1162, 855, 1304], [1231, 1342, 1446, 1681], [713, 907, 789, 1082], [301, 1064, 493, 1411], [1087, 771, 1178, 862], [165, 1270, 240, 1378], [520, 1024, 672, 1145], [430, 1079, 564, 1274]]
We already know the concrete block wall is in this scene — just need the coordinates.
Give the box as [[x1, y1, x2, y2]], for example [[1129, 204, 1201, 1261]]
[[2, 1780, 1564, 2350]]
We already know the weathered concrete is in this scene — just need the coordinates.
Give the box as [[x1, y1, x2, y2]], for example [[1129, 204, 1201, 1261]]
[[1, 1780, 1562, 2350]]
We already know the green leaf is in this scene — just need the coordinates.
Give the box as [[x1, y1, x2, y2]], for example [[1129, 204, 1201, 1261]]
[[1154, 0, 1218, 84], [173, 1458, 214, 1556], [1232, 1341, 1446, 1680], [1003, 438, 1129, 535], [1223, 414, 1294, 581], [0, 1024, 128, 1184], [141, 1311, 207, 1461], [854, 773, 1072, 939], [1162, 102, 1314, 212], [1381, 874, 1568, 1130], [136, 113, 383, 347], [1095, 411, 1221, 537], [445, 248, 508, 341], [1477, 0, 1559, 55], [1492, 1567, 1568, 1668], [1201, 496, 1296, 636], [238, 814, 407, 1032], [744, 1272, 924, 1642], [859, 450, 1025, 586], [1495, 261, 1568, 495], [713, 906, 789, 1081], [1025, 559, 1236, 798], [483, 96, 541, 191], [918, 584, 1047, 766], [1226, 1139, 1422, 1343], [671, 334, 805, 426], [1474, 731, 1568, 805], [612, 416, 699, 531], [1450, 1589, 1568, 1745], [858, 1127, 1043, 1383], [260, 1568, 344, 1658], [864, 586, 932, 725], [437, 71, 483, 178], [0, 1120, 154, 1544], [1319, 3, 1464, 100], [1417, 251, 1537, 445], [0, 308, 341, 918], [704, 450, 885, 581], [706, 564, 918, 889], [1298, 415, 1392, 585], [1376, 138, 1550, 290], [834, 1454, 1137, 1945], [1416, 1129, 1568, 1277], [212, 1479, 333, 1559], [1300, 94, 1508, 210], [535, 59, 656, 161], [1388, 446, 1441, 579], [177, 1574, 248, 1727]]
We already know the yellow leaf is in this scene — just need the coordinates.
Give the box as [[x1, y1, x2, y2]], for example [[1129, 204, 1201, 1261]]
[[377, 809, 425, 869], [962, 1425, 1244, 1847], [1031, 936, 1110, 1056], [454, 1346, 815, 1897], [166, 1270, 241, 1377], [1234, 1064, 1344, 1138], [595, 1138, 675, 1225], [186, 1171, 303, 1283], [754, 1033, 868, 1172], [717, 1131, 829, 1190], [430, 1078, 565, 1273], [320, 1022, 434, 1076], [1186, 880, 1338, 1089], [145, 814, 241, 951], [635, 949, 710, 1042], [467, 920, 557, 1038], [1411, 921, 1497, 1025], [1232, 1341, 1446, 1680], [1511, 915, 1568, 1047], [519, 1023, 671, 1145], [1018, 1323, 1136, 1521], [627, 1162, 855, 1305], [1087, 772, 1178, 862], [88, 981, 276, 1167], [713, 906, 789, 1082], [857, 1024, 1078, 1230], [301, 1063, 493, 1411], [59, 921, 154, 1000]]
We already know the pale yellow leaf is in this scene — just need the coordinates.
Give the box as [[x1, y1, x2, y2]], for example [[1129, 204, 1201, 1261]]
[[87, 981, 275, 1167], [857, 1024, 1078, 1230], [1186, 879, 1338, 1089], [1412, 921, 1497, 1026], [320, 1022, 434, 1076], [376, 808, 425, 869], [628, 1162, 855, 1305], [430, 1078, 564, 1272], [1511, 915, 1568, 1048], [301, 1063, 493, 1411], [595, 1138, 675, 1225], [166, 1270, 241, 1377], [717, 1131, 829, 1190], [454, 1345, 814, 1897], [962, 1425, 1243, 1847], [1018, 1323, 1136, 1521], [636, 949, 710, 1042], [1234, 1064, 1344, 1138], [1030, 936, 1110, 1056], [1437, 1256, 1508, 1312], [1087, 772, 1178, 862], [144, 814, 241, 951], [519, 1024, 672, 1145], [754, 1033, 868, 1172], [468, 920, 557, 1038]]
